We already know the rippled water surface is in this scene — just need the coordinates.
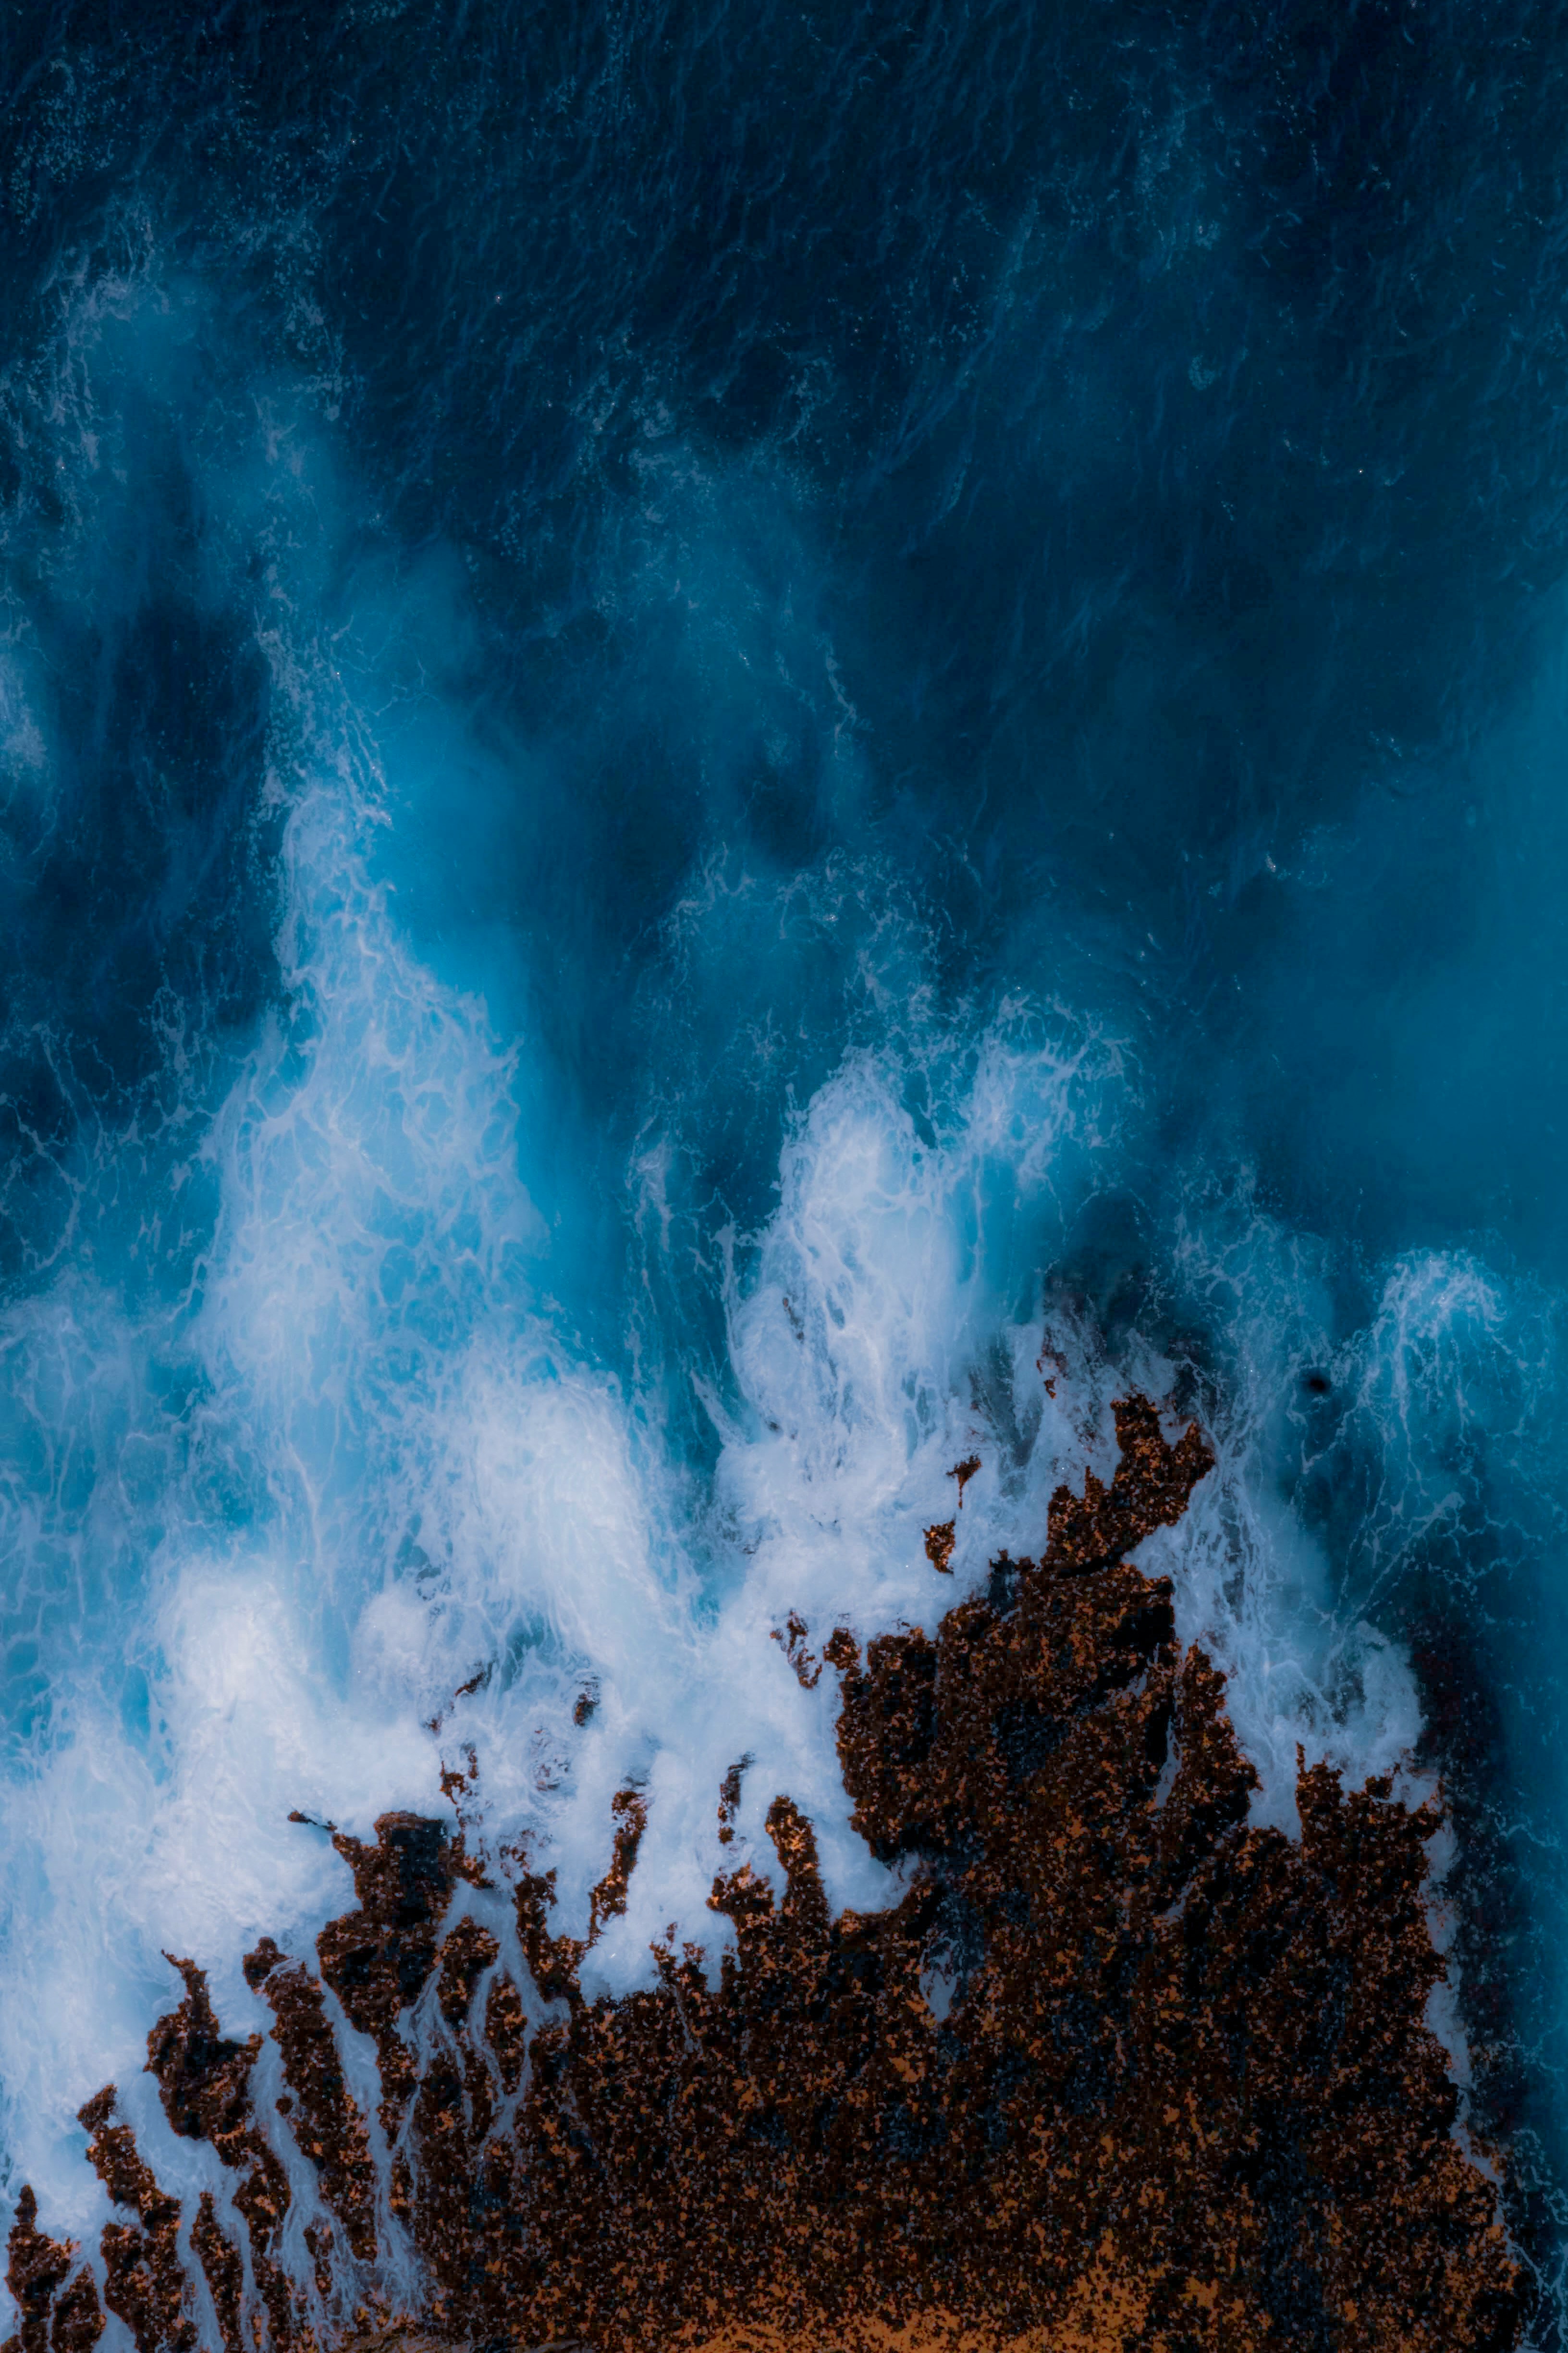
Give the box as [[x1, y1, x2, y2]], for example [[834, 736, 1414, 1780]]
[[6, 0, 1568, 2335]]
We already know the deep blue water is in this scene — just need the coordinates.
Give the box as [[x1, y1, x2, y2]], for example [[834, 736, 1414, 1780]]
[[6, 0, 1568, 2335]]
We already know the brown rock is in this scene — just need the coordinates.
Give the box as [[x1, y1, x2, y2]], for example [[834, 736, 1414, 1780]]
[[5, 1396, 1528, 2352]]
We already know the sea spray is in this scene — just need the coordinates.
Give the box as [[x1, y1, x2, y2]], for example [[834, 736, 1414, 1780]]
[[6, 7, 1568, 2323]]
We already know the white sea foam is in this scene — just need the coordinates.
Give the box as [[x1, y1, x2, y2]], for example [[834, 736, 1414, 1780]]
[[0, 320, 1490, 2330], [1143, 1198, 1553, 1850], [1150, 1196, 1426, 1832], [0, 671, 1444, 2297], [0, 699, 1129, 2260]]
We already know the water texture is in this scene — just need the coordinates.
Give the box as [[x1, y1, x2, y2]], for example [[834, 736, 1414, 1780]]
[[4, 0, 1568, 2334]]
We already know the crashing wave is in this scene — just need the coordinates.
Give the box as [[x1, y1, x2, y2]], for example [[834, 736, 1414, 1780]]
[[3, 1400, 1522, 2353]]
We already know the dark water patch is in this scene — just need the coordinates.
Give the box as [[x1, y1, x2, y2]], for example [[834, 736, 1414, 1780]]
[[4, 0, 1568, 2334]]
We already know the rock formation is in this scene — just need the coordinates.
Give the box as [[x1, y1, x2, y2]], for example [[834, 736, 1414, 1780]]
[[3, 1400, 1526, 2352]]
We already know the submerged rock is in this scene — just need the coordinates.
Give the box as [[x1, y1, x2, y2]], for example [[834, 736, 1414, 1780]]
[[3, 1400, 1525, 2352]]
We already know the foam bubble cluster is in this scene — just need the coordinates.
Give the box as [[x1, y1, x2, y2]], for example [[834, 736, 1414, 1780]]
[[0, 292, 1527, 2305]]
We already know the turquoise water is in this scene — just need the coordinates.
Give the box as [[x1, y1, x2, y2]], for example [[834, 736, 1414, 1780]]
[[4, 1, 1568, 2333]]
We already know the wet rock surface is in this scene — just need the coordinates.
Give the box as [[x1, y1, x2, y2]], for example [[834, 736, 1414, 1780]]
[[3, 1401, 1526, 2352]]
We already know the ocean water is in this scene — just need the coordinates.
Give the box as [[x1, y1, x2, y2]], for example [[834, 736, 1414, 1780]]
[[5, 0, 1568, 2335]]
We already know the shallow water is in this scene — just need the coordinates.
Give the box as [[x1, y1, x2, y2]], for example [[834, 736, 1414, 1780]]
[[5, 0, 1568, 2335]]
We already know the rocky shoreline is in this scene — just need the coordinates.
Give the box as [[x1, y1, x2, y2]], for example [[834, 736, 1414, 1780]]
[[3, 1401, 1525, 2352]]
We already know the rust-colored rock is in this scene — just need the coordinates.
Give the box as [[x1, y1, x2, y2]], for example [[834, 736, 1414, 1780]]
[[77, 2092, 193, 2353], [922, 1520, 956, 1573], [4, 1395, 1528, 2352], [145, 1955, 260, 2156], [189, 2192, 244, 2353], [387, 1399, 1522, 2353], [0, 2186, 92, 2353], [586, 1790, 648, 1945], [244, 1934, 377, 2262], [316, 1813, 461, 2146], [484, 1971, 528, 2094], [142, 1949, 298, 2342]]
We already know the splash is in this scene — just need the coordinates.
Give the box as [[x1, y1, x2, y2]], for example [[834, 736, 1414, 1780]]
[[2, 1400, 1526, 2353], [1, 190, 1564, 2339]]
